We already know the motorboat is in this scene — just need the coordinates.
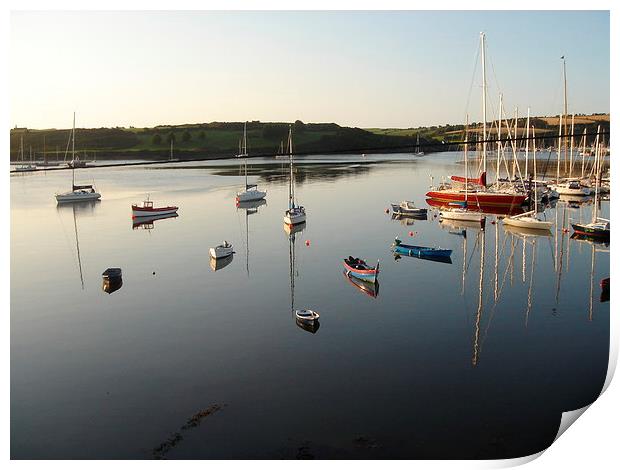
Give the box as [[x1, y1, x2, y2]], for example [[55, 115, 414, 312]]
[[390, 200, 427, 216], [132, 197, 178, 217]]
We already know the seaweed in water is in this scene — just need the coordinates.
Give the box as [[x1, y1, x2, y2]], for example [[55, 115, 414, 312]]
[[152, 403, 226, 459]]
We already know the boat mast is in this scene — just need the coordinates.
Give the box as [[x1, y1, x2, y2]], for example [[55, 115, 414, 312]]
[[556, 114, 562, 183], [562, 56, 568, 173], [481, 32, 487, 174], [581, 128, 587, 179], [524, 108, 530, 180], [496, 93, 502, 186], [72, 112, 76, 188], [288, 125, 294, 209], [569, 114, 575, 178], [532, 126, 538, 215], [465, 114, 469, 204], [592, 126, 601, 223], [20, 135, 24, 163], [242, 121, 249, 188]]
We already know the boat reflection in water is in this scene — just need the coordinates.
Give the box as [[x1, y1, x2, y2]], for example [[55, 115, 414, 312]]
[[439, 217, 486, 233], [391, 213, 426, 226], [210, 253, 234, 272], [600, 278, 610, 303], [132, 212, 178, 230], [503, 223, 552, 238], [295, 317, 320, 334], [102, 268, 123, 295], [237, 198, 267, 276], [236, 198, 267, 212], [283, 221, 306, 236], [343, 271, 379, 298]]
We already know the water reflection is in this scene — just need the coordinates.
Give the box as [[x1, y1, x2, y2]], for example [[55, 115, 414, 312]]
[[210, 253, 234, 272], [390, 213, 426, 226], [236, 199, 267, 276], [343, 271, 380, 298], [132, 212, 178, 230]]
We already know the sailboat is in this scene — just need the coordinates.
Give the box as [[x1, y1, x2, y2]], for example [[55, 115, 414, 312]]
[[236, 122, 267, 202], [426, 33, 527, 209], [549, 58, 590, 197], [55, 113, 101, 203], [14, 135, 36, 172], [275, 139, 288, 159], [439, 114, 485, 223], [414, 133, 424, 156], [283, 125, 306, 225], [503, 110, 553, 231], [571, 131, 610, 239]]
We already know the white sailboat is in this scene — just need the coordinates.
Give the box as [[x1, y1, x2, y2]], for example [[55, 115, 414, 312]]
[[236, 122, 267, 202], [14, 135, 36, 172], [283, 125, 306, 226], [440, 114, 485, 224], [55, 113, 101, 203], [209, 241, 234, 259], [503, 112, 553, 232], [414, 133, 424, 156]]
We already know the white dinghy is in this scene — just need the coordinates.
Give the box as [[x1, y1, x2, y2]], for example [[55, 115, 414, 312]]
[[209, 241, 234, 259]]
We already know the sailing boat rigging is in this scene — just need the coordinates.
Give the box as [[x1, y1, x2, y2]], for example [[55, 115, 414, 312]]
[[439, 114, 485, 223], [283, 125, 306, 226], [237, 198, 266, 276], [414, 133, 424, 156], [503, 110, 553, 231], [236, 122, 267, 202], [15, 135, 36, 172], [571, 129, 610, 239], [55, 113, 101, 203]]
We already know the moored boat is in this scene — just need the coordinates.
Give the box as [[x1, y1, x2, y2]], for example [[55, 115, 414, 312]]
[[343, 256, 379, 283], [132, 197, 178, 217], [209, 241, 234, 259], [391, 200, 427, 216], [391, 238, 452, 260], [295, 309, 320, 323], [571, 220, 610, 239]]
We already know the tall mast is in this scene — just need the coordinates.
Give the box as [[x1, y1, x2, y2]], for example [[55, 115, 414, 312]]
[[20, 135, 24, 163], [288, 125, 294, 209], [43, 135, 47, 165], [592, 126, 601, 223], [465, 114, 469, 203], [243, 121, 248, 187], [481, 32, 487, 173], [556, 114, 562, 182], [562, 57, 568, 173], [581, 128, 587, 179], [569, 114, 575, 178], [525, 107, 530, 179], [532, 126, 538, 214], [72, 113, 76, 188], [496, 93, 502, 185]]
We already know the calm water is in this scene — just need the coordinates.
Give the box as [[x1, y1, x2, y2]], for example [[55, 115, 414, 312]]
[[11, 153, 610, 459]]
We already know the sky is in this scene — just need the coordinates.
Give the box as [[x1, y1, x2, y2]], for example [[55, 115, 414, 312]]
[[10, 10, 610, 129]]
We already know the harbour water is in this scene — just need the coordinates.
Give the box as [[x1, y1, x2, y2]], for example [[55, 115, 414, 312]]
[[11, 152, 609, 459]]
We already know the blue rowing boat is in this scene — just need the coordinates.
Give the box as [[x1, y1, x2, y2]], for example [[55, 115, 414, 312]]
[[391, 238, 452, 260]]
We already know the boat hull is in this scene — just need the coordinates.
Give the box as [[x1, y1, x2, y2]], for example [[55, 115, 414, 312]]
[[210, 246, 234, 259], [56, 191, 101, 203], [132, 207, 178, 217], [571, 223, 610, 239], [426, 190, 527, 207], [343, 260, 378, 283], [393, 244, 452, 260], [284, 211, 306, 225], [502, 216, 552, 231], [236, 189, 267, 202], [439, 209, 485, 223]]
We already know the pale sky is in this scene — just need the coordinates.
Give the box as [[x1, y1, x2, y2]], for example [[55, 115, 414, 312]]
[[10, 10, 610, 129]]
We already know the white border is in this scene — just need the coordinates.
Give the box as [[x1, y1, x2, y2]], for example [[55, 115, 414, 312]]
[[3, 1, 617, 468]]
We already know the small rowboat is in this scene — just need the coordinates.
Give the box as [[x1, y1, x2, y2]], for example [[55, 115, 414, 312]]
[[391, 201, 427, 216], [391, 238, 452, 260], [209, 241, 234, 259], [343, 256, 379, 283], [295, 309, 320, 323], [132, 197, 178, 217], [571, 220, 610, 239]]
